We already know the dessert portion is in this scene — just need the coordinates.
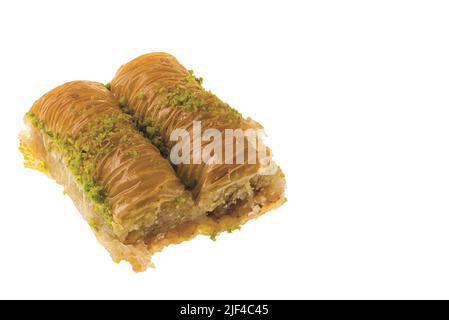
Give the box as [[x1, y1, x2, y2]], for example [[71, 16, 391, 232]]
[[20, 81, 197, 270], [20, 54, 286, 272], [111, 52, 285, 217]]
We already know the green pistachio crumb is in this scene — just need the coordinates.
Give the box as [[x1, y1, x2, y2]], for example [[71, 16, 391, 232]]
[[136, 92, 145, 100], [145, 126, 157, 137], [174, 196, 186, 209], [227, 226, 241, 233], [157, 83, 241, 119], [119, 96, 127, 107], [187, 69, 204, 86], [128, 150, 140, 158], [88, 218, 100, 232]]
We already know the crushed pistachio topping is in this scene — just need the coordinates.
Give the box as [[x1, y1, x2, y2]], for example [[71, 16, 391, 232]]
[[88, 218, 101, 232], [26, 111, 133, 225], [119, 96, 127, 107], [187, 69, 203, 86], [104, 82, 111, 90], [118, 97, 169, 157], [227, 226, 241, 234], [155, 70, 241, 118], [174, 196, 186, 209], [140, 121, 169, 157], [128, 150, 140, 158]]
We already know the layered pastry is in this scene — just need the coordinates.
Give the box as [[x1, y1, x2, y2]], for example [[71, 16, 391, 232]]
[[111, 53, 285, 218], [20, 81, 198, 270], [20, 54, 286, 271]]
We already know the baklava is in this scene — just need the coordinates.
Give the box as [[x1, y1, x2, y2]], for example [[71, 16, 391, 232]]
[[20, 54, 286, 271]]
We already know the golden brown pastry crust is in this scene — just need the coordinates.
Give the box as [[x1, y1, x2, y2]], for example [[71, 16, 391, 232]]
[[20, 56, 286, 272], [111, 53, 262, 202], [26, 81, 196, 241]]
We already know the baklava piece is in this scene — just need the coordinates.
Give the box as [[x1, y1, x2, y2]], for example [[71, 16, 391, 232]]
[[20, 54, 286, 271]]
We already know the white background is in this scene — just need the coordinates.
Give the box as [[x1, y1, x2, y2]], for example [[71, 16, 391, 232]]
[[1, 0, 449, 299]]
